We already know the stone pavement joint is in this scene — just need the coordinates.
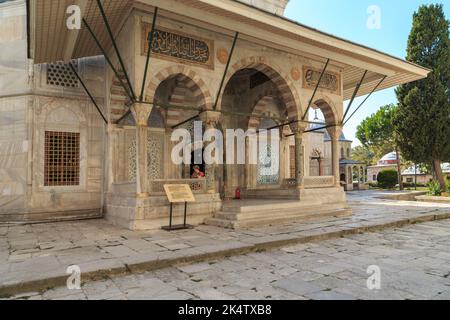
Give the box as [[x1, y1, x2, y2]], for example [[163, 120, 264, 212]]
[[1, 191, 450, 297]]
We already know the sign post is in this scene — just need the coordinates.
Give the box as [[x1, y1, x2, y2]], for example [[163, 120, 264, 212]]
[[162, 184, 196, 231]]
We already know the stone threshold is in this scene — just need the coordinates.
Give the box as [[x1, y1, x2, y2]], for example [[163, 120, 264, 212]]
[[1, 210, 450, 298]]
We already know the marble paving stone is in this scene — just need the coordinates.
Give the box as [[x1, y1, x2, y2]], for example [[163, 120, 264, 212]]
[[305, 290, 356, 300], [103, 245, 137, 258], [273, 276, 325, 296], [2, 191, 450, 300], [177, 262, 212, 274]]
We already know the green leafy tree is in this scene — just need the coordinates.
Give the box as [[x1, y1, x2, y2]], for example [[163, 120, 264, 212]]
[[394, 4, 450, 190], [377, 170, 398, 189], [356, 104, 403, 189], [352, 145, 376, 166]]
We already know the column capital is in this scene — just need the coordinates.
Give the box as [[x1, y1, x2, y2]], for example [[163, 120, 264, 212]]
[[131, 103, 152, 127], [327, 126, 343, 140], [199, 111, 221, 127], [291, 123, 308, 136]]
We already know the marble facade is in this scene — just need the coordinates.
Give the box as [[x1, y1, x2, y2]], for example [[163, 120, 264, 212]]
[[1, 0, 354, 229]]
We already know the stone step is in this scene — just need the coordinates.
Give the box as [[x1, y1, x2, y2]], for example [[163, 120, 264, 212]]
[[205, 206, 351, 229], [216, 202, 347, 221], [221, 200, 323, 213]]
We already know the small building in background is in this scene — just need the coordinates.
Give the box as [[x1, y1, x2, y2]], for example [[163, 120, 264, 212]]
[[368, 151, 450, 186], [367, 152, 399, 183], [402, 163, 450, 186]]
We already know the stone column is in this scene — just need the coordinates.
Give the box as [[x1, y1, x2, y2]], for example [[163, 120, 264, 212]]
[[131, 103, 152, 197], [199, 111, 221, 194], [328, 127, 342, 187], [221, 124, 228, 198], [294, 127, 306, 188], [279, 132, 286, 183], [348, 166, 353, 184]]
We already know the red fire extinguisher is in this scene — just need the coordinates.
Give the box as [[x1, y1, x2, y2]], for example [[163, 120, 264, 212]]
[[235, 187, 241, 200]]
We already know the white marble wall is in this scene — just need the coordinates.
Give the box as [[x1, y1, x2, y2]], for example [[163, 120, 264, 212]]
[[0, 0, 107, 220], [0, 0, 30, 96], [0, 96, 30, 215]]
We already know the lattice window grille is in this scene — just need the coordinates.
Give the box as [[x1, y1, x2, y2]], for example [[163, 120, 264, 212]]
[[44, 131, 80, 186], [127, 138, 137, 182], [127, 133, 165, 181], [47, 61, 79, 88], [147, 131, 164, 180]]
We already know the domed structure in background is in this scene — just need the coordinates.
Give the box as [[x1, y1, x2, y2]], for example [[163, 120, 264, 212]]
[[378, 151, 399, 165], [367, 151, 399, 183], [368, 151, 450, 186]]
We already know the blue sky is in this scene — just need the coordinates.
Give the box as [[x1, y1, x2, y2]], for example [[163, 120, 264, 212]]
[[284, 0, 450, 145]]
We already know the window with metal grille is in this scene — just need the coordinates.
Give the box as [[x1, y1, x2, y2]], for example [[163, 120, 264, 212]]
[[44, 131, 80, 186], [46, 61, 79, 88]]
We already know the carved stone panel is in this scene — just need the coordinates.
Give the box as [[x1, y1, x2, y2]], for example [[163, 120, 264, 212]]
[[126, 130, 165, 182], [302, 66, 341, 95], [147, 131, 164, 180], [141, 24, 214, 70], [127, 136, 137, 182]]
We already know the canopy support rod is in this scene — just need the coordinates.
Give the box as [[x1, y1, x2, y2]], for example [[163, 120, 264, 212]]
[[69, 62, 108, 124], [170, 107, 287, 130], [285, 123, 337, 137], [343, 75, 387, 126], [341, 70, 367, 123], [139, 7, 159, 102], [262, 59, 330, 133], [83, 18, 135, 103], [213, 32, 239, 110], [115, 110, 131, 125], [96, 0, 135, 101], [301, 59, 330, 121]]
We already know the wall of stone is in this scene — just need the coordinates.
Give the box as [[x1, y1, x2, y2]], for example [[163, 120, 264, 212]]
[[0, 96, 30, 217], [130, 10, 345, 124], [0, 0, 30, 96], [0, 1, 107, 221], [27, 95, 105, 218]]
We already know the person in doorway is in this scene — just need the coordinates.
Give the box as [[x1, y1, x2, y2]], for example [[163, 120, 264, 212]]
[[191, 165, 205, 179]]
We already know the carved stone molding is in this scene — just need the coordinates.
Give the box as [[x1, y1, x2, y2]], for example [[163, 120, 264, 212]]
[[303, 66, 341, 95], [141, 24, 215, 70]]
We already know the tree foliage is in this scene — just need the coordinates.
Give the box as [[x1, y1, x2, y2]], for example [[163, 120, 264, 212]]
[[377, 170, 398, 189], [352, 145, 376, 166], [394, 4, 450, 188], [356, 104, 397, 159]]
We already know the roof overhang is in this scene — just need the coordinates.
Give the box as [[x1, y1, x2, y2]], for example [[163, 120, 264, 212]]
[[28, 0, 430, 100]]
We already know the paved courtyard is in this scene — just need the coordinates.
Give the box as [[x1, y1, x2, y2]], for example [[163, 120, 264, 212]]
[[1, 190, 450, 298], [10, 218, 450, 300]]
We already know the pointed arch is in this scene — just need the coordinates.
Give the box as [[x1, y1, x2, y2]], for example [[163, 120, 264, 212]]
[[145, 65, 213, 110], [219, 56, 301, 123], [312, 96, 339, 125]]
